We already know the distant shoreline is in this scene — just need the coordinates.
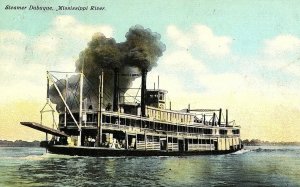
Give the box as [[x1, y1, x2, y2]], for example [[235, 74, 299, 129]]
[[242, 139, 300, 146], [0, 140, 40, 147]]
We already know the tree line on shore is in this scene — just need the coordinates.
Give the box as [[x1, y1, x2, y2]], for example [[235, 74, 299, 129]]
[[0, 140, 40, 147], [242, 139, 300, 146]]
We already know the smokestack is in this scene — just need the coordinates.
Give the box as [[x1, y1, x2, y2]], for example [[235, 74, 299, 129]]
[[113, 69, 119, 112], [212, 113, 216, 126], [226, 109, 228, 126], [218, 108, 222, 125], [141, 69, 147, 117]]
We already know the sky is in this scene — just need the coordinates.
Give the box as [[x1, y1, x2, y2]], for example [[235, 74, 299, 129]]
[[1, 0, 300, 142]]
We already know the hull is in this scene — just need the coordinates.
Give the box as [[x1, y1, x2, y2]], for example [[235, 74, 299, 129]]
[[46, 145, 242, 157]]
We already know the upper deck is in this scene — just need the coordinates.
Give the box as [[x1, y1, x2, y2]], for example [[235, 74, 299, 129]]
[[58, 105, 240, 139]]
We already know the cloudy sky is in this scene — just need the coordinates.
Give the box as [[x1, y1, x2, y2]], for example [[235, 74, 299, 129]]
[[1, 0, 300, 141]]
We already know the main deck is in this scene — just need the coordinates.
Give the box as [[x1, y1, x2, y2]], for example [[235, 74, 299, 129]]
[[57, 106, 242, 153]]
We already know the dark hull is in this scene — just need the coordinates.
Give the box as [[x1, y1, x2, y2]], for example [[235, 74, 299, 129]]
[[46, 145, 242, 157]]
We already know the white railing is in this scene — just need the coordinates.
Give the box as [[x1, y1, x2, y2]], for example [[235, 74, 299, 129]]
[[188, 144, 214, 151]]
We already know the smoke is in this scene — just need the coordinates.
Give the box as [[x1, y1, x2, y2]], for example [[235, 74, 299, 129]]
[[49, 25, 166, 112]]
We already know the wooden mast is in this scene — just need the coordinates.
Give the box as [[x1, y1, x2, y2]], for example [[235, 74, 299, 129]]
[[78, 72, 83, 146], [97, 70, 104, 146]]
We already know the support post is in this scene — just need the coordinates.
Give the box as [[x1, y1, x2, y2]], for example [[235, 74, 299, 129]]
[[64, 75, 68, 127], [46, 71, 49, 99], [113, 69, 119, 112], [97, 70, 104, 146], [166, 134, 168, 152], [141, 70, 147, 117], [144, 132, 147, 150], [135, 133, 137, 149], [125, 131, 128, 149], [78, 72, 84, 147]]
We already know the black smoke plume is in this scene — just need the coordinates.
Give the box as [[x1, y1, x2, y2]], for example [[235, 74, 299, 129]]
[[49, 25, 166, 112]]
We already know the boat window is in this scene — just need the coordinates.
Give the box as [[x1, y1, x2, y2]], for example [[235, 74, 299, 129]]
[[59, 115, 64, 123], [173, 138, 178, 143], [106, 115, 111, 123], [147, 135, 152, 142], [159, 93, 164, 100], [137, 134, 145, 141]]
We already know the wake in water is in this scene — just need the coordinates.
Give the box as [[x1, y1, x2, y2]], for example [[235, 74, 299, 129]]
[[230, 149, 251, 155]]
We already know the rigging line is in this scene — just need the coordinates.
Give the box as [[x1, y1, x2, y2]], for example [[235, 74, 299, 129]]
[[69, 77, 80, 109], [82, 76, 101, 100], [50, 74, 64, 87], [103, 91, 113, 101], [51, 74, 69, 87], [134, 84, 141, 101]]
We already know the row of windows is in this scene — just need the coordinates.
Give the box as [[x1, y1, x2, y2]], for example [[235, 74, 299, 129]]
[[103, 115, 214, 134], [146, 108, 193, 124], [188, 139, 214, 144], [136, 135, 213, 145]]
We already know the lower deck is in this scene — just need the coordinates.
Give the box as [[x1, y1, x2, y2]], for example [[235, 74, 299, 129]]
[[46, 144, 243, 157], [52, 128, 242, 153]]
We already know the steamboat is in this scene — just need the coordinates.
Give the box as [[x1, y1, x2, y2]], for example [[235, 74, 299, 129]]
[[21, 69, 242, 157]]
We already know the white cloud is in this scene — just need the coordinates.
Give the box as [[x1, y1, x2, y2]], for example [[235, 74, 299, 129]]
[[193, 25, 232, 56], [0, 30, 26, 57], [166, 25, 232, 57], [259, 35, 300, 78], [166, 25, 192, 49], [162, 50, 207, 73], [32, 15, 113, 64], [53, 15, 113, 39], [264, 35, 300, 57]]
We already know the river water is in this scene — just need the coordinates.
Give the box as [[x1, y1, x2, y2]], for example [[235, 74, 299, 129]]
[[0, 146, 299, 186]]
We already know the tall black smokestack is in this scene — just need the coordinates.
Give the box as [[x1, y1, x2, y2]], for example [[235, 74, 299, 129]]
[[226, 109, 228, 126], [113, 69, 119, 112], [141, 69, 147, 117], [218, 108, 222, 125]]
